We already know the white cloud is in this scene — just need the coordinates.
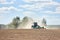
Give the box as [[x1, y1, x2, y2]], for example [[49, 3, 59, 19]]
[[22, 11, 35, 16], [21, 0, 60, 10], [0, 0, 6, 3], [19, 4, 43, 11], [0, 7, 8, 13], [43, 6, 60, 14], [55, 6, 60, 13], [8, 6, 20, 11], [0, 0, 16, 4], [0, 6, 21, 14], [0, 15, 4, 19], [20, 0, 60, 14], [23, 0, 52, 3], [42, 11, 60, 14]]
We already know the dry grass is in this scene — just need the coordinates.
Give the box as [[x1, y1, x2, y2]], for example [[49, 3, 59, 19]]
[[0, 29, 60, 40]]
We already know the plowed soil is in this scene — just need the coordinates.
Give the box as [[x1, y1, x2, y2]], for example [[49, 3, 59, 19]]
[[0, 29, 60, 40]]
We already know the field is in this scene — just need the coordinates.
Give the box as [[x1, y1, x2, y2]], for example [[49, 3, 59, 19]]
[[0, 29, 60, 40]]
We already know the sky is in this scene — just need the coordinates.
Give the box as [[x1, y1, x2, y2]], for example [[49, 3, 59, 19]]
[[0, 0, 60, 25]]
